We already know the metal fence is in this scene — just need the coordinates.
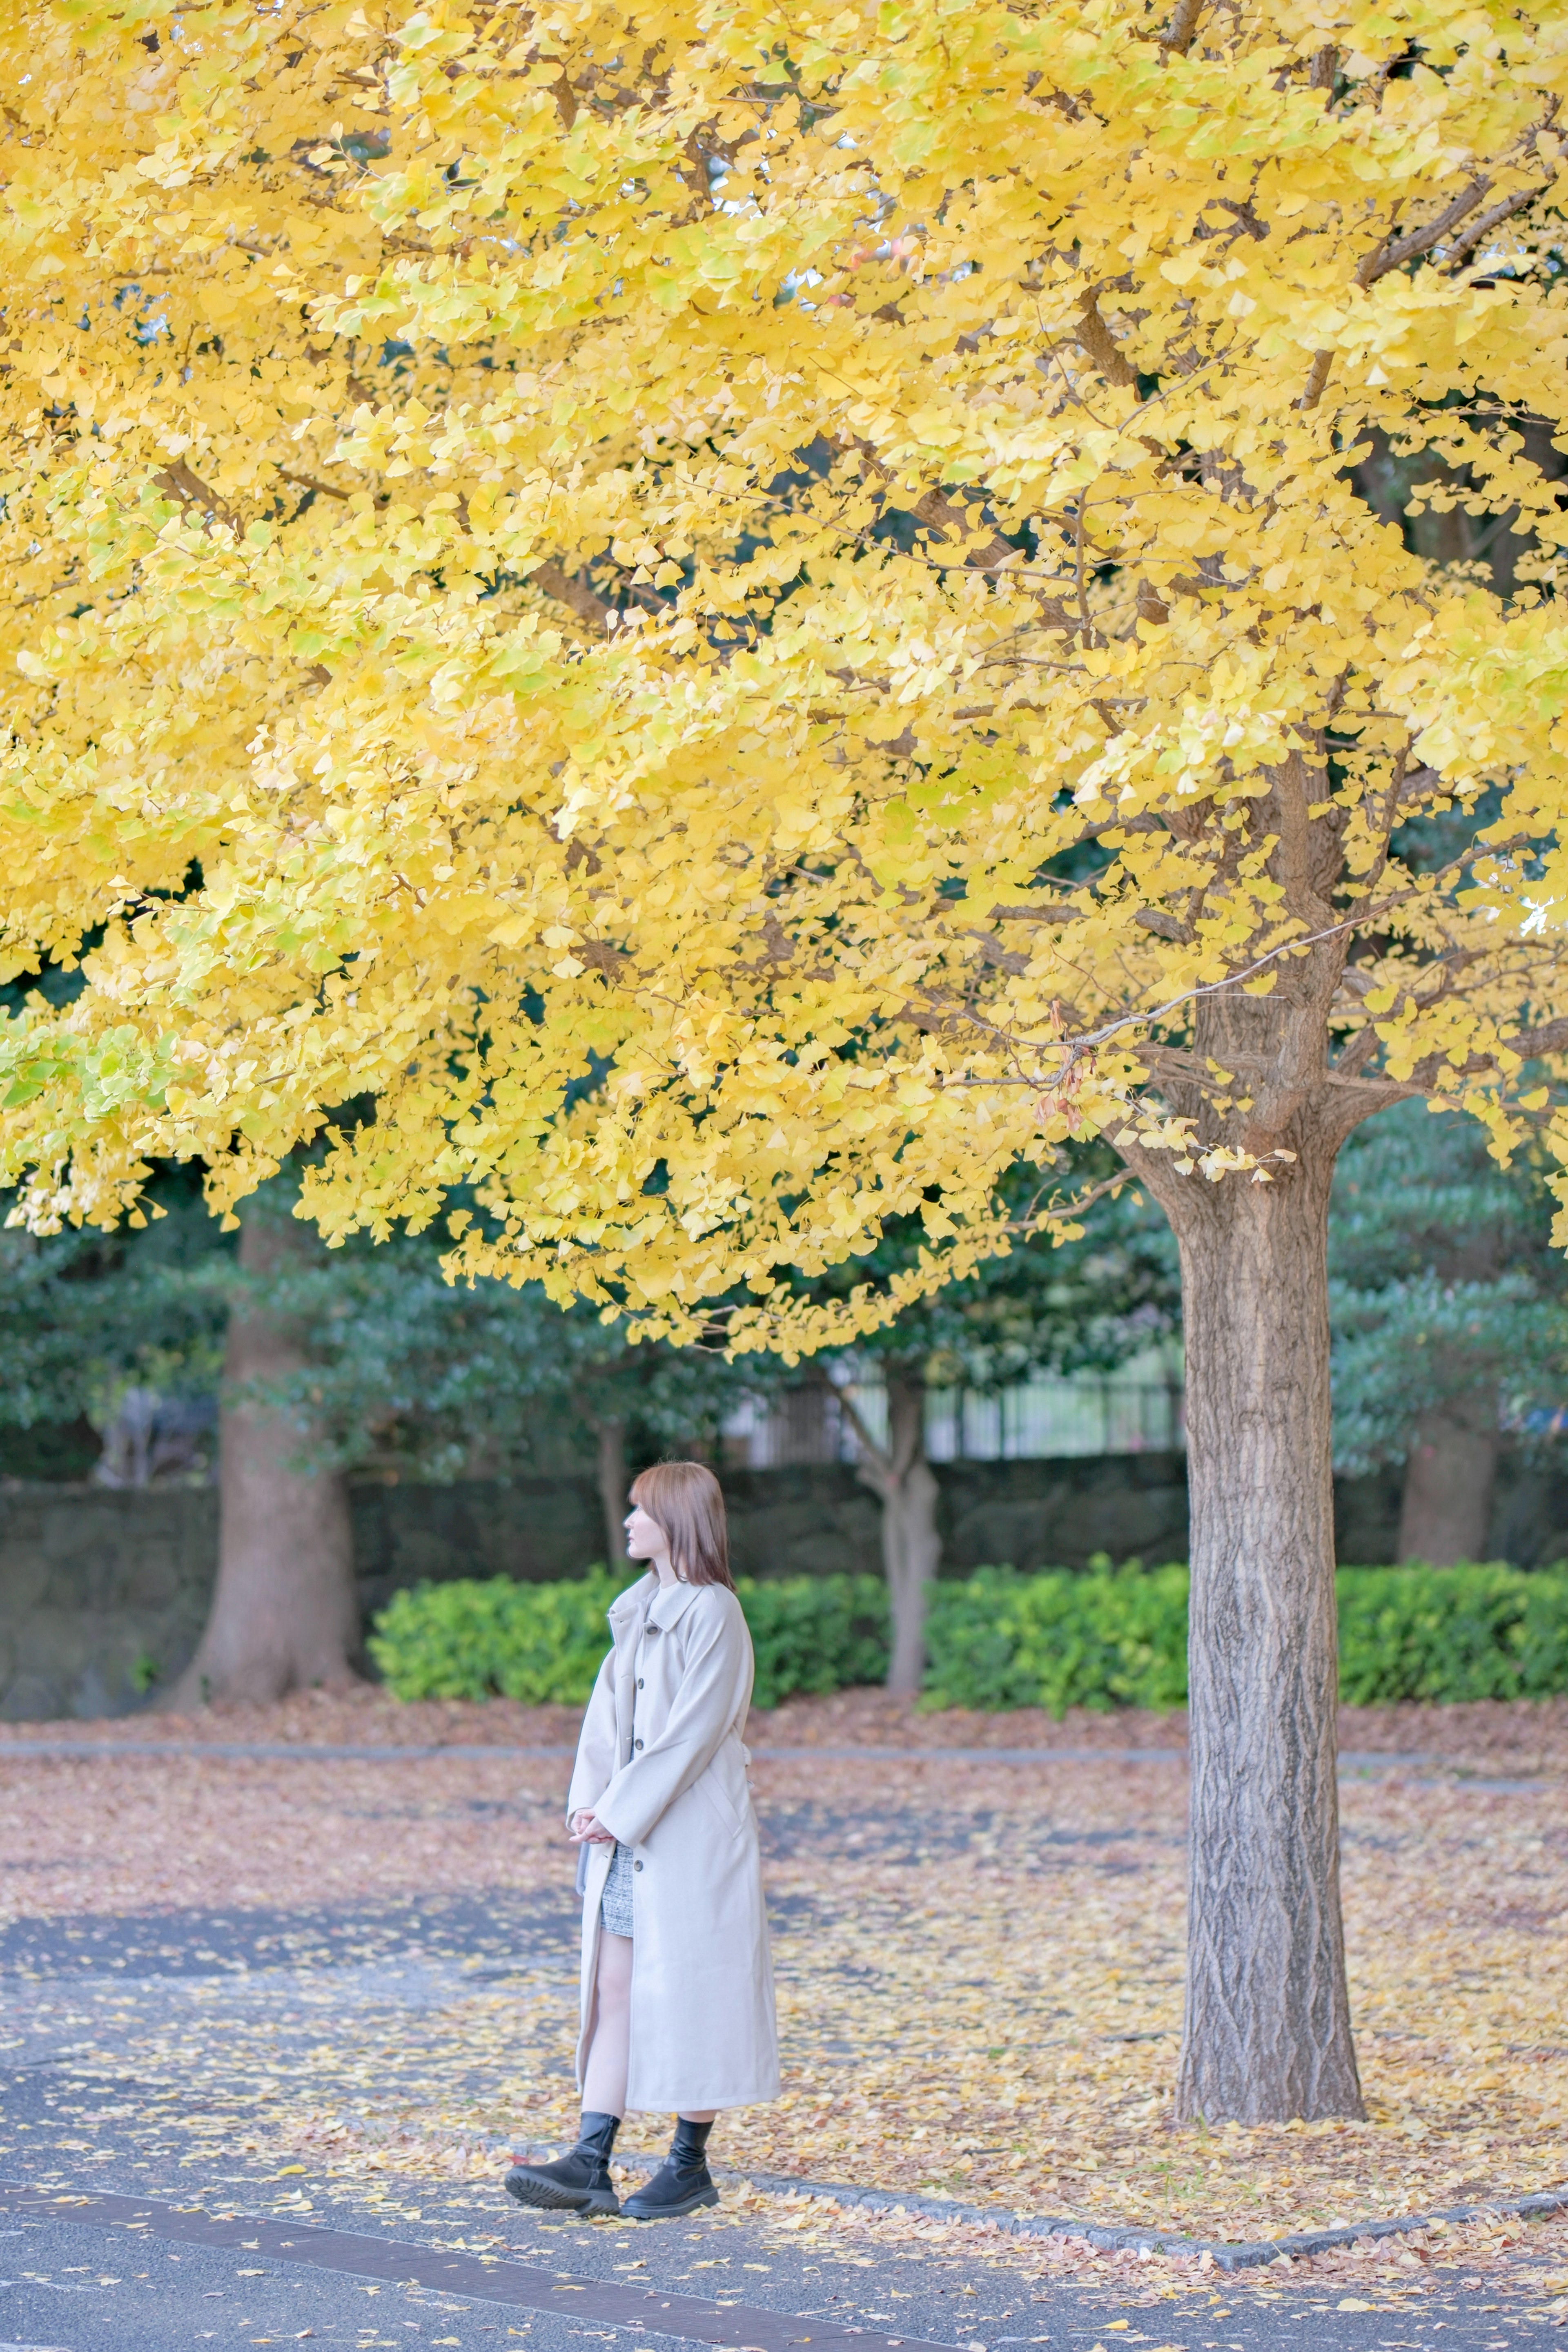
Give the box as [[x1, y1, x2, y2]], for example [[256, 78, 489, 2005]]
[[722, 1367, 1184, 1468]]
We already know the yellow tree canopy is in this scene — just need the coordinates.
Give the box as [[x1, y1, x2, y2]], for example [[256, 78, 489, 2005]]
[[1, 0, 1565, 1347]]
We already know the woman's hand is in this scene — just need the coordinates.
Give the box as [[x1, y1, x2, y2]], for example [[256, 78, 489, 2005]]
[[570, 1808, 616, 1844]]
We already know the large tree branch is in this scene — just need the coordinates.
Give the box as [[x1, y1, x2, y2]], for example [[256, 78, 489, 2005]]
[[153, 460, 241, 536], [907, 484, 1019, 574], [1444, 181, 1552, 270], [1075, 294, 1139, 389], [829, 1372, 894, 1483], [528, 560, 616, 630], [1355, 178, 1495, 288], [1507, 1013, 1568, 1061], [1320, 1011, 1568, 1142], [843, 438, 1019, 573], [1159, 0, 1206, 57], [1300, 167, 1544, 408]]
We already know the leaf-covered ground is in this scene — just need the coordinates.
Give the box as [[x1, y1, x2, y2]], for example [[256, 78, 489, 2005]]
[[0, 1691, 1563, 2267]]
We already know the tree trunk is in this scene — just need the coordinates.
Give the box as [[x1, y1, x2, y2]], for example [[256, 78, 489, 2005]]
[[165, 1198, 359, 1709], [1398, 1412, 1499, 1564], [843, 1367, 942, 1697], [1111, 751, 1381, 2122], [1168, 1148, 1365, 2123], [593, 1414, 628, 1571]]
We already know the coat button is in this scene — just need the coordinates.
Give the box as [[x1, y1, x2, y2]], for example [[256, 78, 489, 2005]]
[[634, 1737, 644, 1750], [637, 1678, 644, 1689], [633, 1859, 644, 1871]]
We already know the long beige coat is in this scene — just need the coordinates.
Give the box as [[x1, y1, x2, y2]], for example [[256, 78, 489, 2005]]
[[567, 1572, 780, 2114]]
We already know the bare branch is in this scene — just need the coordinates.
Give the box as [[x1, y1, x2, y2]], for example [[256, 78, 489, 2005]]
[[278, 468, 350, 501], [1298, 170, 1542, 409], [1136, 907, 1193, 942], [991, 902, 1087, 923], [1006, 1168, 1138, 1236]]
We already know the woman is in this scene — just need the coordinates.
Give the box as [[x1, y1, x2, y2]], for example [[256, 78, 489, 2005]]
[[505, 1460, 779, 2220]]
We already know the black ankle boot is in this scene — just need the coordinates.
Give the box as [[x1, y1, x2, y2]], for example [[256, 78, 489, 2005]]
[[505, 2110, 621, 2215], [622, 2116, 719, 2220]]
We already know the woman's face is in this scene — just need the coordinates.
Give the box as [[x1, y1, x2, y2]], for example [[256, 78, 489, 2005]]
[[623, 1502, 672, 1565]]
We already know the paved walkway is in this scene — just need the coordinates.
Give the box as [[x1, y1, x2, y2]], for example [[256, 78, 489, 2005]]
[[0, 1887, 1561, 2352], [0, 2158, 1561, 2351], [0, 2171, 1557, 2352]]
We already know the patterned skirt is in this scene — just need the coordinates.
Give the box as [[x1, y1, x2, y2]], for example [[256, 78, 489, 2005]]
[[599, 1841, 636, 1938]]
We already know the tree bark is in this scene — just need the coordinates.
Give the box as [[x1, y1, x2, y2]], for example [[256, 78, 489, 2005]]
[[593, 1414, 629, 1571], [1398, 1412, 1499, 1564], [1167, 1148, 1365, 2122], [1119, 770, 1370, 2123], [842, 1366, 942, 1697], [165, 1199, 359, 1709]]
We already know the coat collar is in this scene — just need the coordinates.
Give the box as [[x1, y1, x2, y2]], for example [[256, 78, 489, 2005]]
[[605, 1571, 706, 1637], [606, 1572, 653, 1631], [647, 1578, 704, 1631]]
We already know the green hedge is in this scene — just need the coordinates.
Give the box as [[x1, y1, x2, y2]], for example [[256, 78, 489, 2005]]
[[368, 1562, 1568, 1714], [369, 1569, 626, 1706], [368, 1569, 889, 1711], [922, 1563, 1192, 1713], [1335, 1563, 1568, 1704]]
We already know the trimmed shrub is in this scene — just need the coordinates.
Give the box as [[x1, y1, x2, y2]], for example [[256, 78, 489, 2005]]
[[369, 1568, 889, 1709], [740, 1575, 889, 1708], [925, 1562, 1568, 1713], [1335, 1562, 1568, 1704], [369, 1569, 625, 1705], [922, 1562, 1191, 1714], [369, 1561, 1568, 1714]]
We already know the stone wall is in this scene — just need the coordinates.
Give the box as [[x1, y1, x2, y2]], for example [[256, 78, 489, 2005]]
[[4, 1448, 1568, 1719], [0, 1484, 220, 1724]]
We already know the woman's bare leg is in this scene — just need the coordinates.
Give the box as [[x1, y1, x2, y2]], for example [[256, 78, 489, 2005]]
[[581, 1931, 633, 2118]]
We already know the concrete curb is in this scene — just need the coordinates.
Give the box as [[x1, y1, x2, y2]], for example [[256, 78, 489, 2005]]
[[465, 2130, 1568, 2274], [725, 2170, 1568, 2272]]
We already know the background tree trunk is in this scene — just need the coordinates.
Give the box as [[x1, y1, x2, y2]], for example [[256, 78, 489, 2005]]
[[842, 1366, 942, 1697], [1168, 1148, 1365, 2123], [165, 1199, 358, 1709], [592, 1414, 628, 1572], [1398, 1412, 1499, 1564]]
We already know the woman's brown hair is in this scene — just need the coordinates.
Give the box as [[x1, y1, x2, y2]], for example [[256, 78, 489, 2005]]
[[629, 1461, 734, 1590]]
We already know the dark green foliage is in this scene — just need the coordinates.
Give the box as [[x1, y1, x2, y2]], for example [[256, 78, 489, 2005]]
[[230, 1224, 781, 1482], [739, 1575, 890, 1705], [767, 1146, 1180, 1390], [369, 1568, 889, 1709], [368, 1569, 628, 1704], [0, 1167, 229, 1446], [922, 1561, 1192, 1714], [0, 1164, 782, 1483], [1335, 1565, 1568, 1703], [370, 1562, 1568, 1714], [1329, 1100, 1568, 1473]]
